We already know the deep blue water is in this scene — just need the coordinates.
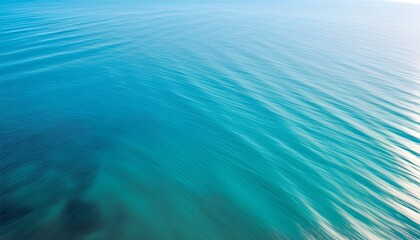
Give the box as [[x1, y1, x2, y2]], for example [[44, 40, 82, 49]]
[[1, 1, 419, 239]]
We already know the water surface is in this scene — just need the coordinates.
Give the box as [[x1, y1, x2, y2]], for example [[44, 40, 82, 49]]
[[1, 1, 419, 239]]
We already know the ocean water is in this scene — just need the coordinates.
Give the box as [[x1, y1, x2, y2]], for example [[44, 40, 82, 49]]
[[0, 1, 419, 239]]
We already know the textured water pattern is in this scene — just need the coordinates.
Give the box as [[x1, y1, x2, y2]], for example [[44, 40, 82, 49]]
[[0, 1, 419, 239]]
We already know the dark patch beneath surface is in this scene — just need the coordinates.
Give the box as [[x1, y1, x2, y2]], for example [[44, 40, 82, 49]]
[[64, 198, 102, 236], [0, 202, 33, 226], [0, 122, 103, 187], [0, 122, 106, 237]]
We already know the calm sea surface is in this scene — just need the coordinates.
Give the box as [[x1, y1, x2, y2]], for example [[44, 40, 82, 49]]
[[1, 1, 419, 239]]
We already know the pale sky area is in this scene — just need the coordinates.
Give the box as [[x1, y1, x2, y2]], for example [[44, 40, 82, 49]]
[[388, 0, 420, 3]]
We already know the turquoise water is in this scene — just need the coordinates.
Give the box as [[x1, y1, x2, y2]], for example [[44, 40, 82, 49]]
[[1, 1, 419, 239]]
